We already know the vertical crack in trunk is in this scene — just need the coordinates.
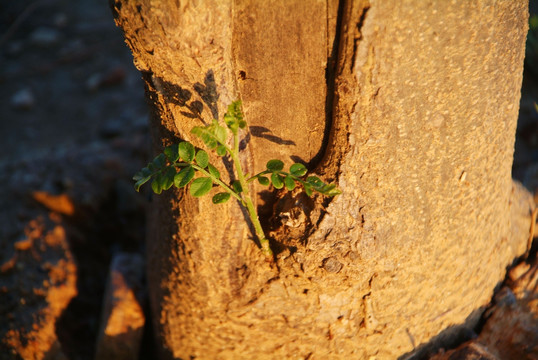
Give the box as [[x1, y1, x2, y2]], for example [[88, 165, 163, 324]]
[[350, 4, 371, 74], [310, 0, 346, 170], [317, 0, 370, 182]]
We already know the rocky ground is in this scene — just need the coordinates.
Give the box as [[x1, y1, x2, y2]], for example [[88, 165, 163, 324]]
[[0, 1, 537, 359], [0, 0, 150, 359]]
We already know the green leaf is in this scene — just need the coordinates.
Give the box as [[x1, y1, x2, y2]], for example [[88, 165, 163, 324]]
[[133, 167, 152, 181], [271, 173, 284, 189], [164, 144, 179, 162], [224, 114, 238, 133], [266, 159, 284, 172], [196, 150, 209, 168], [325, 187, 342, 196], [191, 126, 216, 149], [228, 100, 243, 119], [133, 167, 153, 191], [162, 167, 176, 191], [257, 176, 270, 186], [224, 100, 244, 133], [306, 176, 324, 189], [134, 177, 151, 192], [151, 177, 162, 194], [174, 166, 195, 188], [531, 15, 538, 29], [178, 142, 195, 162], [290, 163, 307, 177], [152, 153, 166, 169], [317, 184, 342, 196], [232, 180, 243, 193], [190, 177, 213, 197], [284, 176, 296, 191], [303, 175, 341, 196], [214, 120, 227, 144], [212, 192, 231, 204], [216, 145, 227, 156], [191, 119, 227, 150], [147, 162, 157, 171], [207, 164, 220, 179]]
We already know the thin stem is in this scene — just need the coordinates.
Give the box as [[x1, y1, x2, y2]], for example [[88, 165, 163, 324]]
[[246, 170, 270, 183], [192, 164, 243, 203], [230, 131, 273, 258], [243, 196, 273, 257], [171, 162, 192, 168]]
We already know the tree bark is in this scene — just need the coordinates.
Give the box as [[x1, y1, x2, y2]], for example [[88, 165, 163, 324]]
[[111, 1, 532, 359]]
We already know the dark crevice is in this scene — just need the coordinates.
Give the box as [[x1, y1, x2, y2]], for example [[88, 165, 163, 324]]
[[351, 5, 370, 73], [312, 0, 370, 178], [308, 0, 346, 171]]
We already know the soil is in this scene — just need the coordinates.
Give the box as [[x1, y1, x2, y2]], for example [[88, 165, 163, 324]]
[[0, 1, 537, 359], [0, 0, 151, 359]]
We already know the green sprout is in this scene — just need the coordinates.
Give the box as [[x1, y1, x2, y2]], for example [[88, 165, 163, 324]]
[[133, 100, 340, 259]]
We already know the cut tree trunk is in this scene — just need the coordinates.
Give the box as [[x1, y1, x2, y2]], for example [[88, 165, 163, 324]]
[[111, 1, 532, 359]]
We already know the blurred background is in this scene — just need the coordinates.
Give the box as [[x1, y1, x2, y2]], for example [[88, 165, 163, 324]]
[[0, 0, 151, 359], [0, 1, 537, 359]]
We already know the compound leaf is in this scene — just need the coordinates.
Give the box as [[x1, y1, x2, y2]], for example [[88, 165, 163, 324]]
[[190, 177, 212, 197]]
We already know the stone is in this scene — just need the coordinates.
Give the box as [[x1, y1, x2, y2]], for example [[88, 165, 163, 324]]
[[0, 218, 77, 359], [32, 192, 75, 216], [94, 253, 145, 360], [29, 27, 62, 47], [87, 67, 126, 92], [10, 88, 35, 110]]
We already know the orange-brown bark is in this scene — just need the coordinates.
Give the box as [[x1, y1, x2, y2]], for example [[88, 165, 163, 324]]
[[111, 1, 532, 358]]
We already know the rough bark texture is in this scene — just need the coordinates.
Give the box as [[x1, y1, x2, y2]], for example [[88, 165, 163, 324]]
[[111, 1, 531, 359]]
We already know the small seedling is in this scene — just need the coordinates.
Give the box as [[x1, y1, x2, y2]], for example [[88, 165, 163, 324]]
[[134, 100, 340, 259]]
